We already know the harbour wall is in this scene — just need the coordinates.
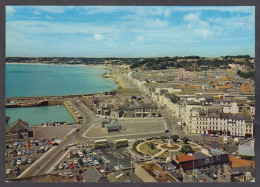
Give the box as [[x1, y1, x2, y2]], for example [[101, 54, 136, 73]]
[[63, 102, 80, 123]]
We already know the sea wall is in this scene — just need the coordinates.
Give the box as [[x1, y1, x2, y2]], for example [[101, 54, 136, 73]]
[[63, 102, 80, 123]]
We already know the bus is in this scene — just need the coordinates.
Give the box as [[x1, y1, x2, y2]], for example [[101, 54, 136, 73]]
[[114, 139, 128, 148], [94, 139, 108, 148]]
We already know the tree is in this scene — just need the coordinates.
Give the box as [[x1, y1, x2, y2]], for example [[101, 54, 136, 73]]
[[147, 142, 156, 149], [171, 135, 179, 142], [181, 145, 194, 154], [182, 137, 189, 144]]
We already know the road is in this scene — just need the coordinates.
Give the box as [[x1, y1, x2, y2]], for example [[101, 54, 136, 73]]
[[19, 98, 100, 177]]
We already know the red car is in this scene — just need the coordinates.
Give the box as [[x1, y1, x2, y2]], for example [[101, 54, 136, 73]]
[[27, 143, 31, 147], [23, 144, 26, 148], [69, 163, 74, 169], [27, 148, 31, 151]]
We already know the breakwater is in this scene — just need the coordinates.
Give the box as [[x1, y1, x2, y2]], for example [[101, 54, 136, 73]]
[[63, 102, 80, 123]]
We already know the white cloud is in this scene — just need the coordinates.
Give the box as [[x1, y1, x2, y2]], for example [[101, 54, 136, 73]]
[[136, 35, 144, 42], [83, 7, 121, 14], [144, 18, 169, 28], [184, 12, 213, 39], [33, 10, 40, 15], [45, 15, 54, 20], [33, 6, 65, 13], [163, 9, 172, 18], [6, 6, 16, 15], [94, 33, 104, 40]]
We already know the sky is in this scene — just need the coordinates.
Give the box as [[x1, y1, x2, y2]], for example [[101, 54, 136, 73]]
[[6, 6, 255, 57]]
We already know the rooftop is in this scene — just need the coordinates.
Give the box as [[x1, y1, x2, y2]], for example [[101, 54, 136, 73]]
[[177, 155, 197, 162], [140, 161, 177, 182], [210, 149, 227, 156], [229, 155, 255, 169]]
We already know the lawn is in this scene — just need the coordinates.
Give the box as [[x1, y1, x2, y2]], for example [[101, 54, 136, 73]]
[[158, 151, 170, 159], [139, 142, 161, 156]]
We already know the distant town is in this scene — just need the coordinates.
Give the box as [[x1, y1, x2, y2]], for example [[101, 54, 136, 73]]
[[5, 55, 255, 182]]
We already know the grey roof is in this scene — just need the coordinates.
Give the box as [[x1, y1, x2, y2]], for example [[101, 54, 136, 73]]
[[81, 167, 102, 182], [192, 152, 210, 159], [232, 166, 254, 174], [240, 138, 255, 146], [105, 122, 123, 128], [210, 149, 227, 156], [220, 113, 252, 121], [9, 119, 29, 132]]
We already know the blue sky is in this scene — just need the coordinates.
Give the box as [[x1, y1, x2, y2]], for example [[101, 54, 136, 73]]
[[6, 6, 255, 57]]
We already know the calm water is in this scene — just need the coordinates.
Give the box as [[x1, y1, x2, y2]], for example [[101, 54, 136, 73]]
[[6, 64, 117, 97], [6, 63, 117, 125], [6, 105, 75, 126]]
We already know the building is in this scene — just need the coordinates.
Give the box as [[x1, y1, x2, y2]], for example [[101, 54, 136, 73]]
[[135, 161, 178, 182], [81, 167, 103, 182], [176, 155, 197, 170], [104, 122, 123, 132], [7, 119, 33, 139]]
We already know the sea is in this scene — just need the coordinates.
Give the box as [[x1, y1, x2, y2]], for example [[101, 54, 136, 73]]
[[6, 63, 117, 125]]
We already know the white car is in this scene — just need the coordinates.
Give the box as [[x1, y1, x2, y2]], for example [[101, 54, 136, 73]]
[[28, 159, 32, 164], [58, 164, 64, 170], [83, 158, 87, 163], [67, 154, 71, 159], [6, 169, 12, 175], [17, 151, 22, 156], [94, 160, 99, 165], [17, 160, 22, 165], [73, 160, 78, 164]]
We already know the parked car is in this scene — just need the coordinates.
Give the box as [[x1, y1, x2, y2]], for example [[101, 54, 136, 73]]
[[53, 165, 58, 171], [17, 150, 22, 156], [69, 163, 74, 169], [17, 160, 22, 165], [63, 147, 67, 151], [64, 163, 69, 169], [12, 159, 17, 166], [58, 164, 64, 170], [6, 169, 12, 175], [28, 159, 32, 164]]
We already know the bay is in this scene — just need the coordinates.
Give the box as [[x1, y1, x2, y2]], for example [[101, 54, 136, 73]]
[[6, 64, 117, 97]]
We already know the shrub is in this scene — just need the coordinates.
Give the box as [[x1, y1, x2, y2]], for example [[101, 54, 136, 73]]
[[172, 135, 179, 142], [182, 137, 189, 144], [181, 145, 194, 154]]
